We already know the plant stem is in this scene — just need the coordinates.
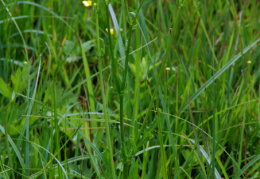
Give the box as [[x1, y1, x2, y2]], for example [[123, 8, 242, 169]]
[[120, 22, 133, 179], [121, 25, 133, 90], [211, 39, 216, 179], [95, 2, 116, 178], [157, 109, 167, 179], [103, 0, 120, 91], [132, 14, 141, 145]]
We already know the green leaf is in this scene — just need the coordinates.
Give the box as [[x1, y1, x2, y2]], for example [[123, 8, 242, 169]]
[[63, 40, 94, 63], [0, 78, 12, 99], [11, 65, 30, 93], [129, 159, 139, 179]]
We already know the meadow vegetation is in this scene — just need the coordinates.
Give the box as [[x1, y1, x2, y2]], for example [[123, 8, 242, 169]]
[[0, 0, 260, 178]]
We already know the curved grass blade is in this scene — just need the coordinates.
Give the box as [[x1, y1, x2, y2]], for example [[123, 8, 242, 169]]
[[12, 96, 103, 175], [0, 125, 26, 169], [108, 3, 125, 64], [135, 145, 170, 157], [233, 154, 260, 179], [188, 138, 221, 179], [19, 139, 69, 179], [64, 119, 102, 161], [1, 0, 28, 61], [57, 66, 110, 105], [134, 138, 222, 179], [181, 38, 260, 112], [157, 110, 242, 173]]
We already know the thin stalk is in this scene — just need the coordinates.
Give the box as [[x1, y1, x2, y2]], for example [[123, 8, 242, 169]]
[[52, 81, 62, 177], [118, 2, 145, 176], [95, 2, 116, 178], [98, 57, 115, 178], [136, 51, 163, 139], [137, 29, 171, 140], [119, 94, 127, 178], [80, 39, 96, 148], [121, 0, 145, 89], [231, 2, 247, 169], [25, 76, 31, 177], [211, 39, 216, 179], [122, 0, 127, 45], [238, 109, 246, 169], [25, 60, 41, 176], [120, 21, 133, 179], [132, 18, 141, 145], [121, 25, 133, 90], [131, 0, 143, 146], [258, 85, 260, 128], [103, 0, 120, 91], [192, 1, 218, 65], [4, 106, 15, 178], [141, 142, 149, 179], [157, 109, 167, 179]]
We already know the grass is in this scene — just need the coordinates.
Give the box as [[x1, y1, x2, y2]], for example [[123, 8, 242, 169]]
[[0, 0, 260, 178]]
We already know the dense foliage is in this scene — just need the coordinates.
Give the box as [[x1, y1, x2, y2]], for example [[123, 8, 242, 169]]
[[0, 0, 260, 178]]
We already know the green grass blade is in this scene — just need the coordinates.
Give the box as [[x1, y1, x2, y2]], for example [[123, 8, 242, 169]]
[[108, 3, 125, 63], [0, 125, 26, 169], [181, 38, 260, 112], [233, 154, 260, 179]]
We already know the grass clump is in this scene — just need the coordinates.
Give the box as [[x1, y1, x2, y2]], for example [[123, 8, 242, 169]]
[[0, 0, 260, 178]]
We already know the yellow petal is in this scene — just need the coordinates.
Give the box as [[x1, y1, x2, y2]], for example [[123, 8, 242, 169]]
[[110, 29, 114, 35], [106, 28, 114, 35], [82, 1, 92, 7]]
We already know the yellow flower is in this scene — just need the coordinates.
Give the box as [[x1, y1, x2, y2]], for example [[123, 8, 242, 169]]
[[82, 1, 92, 7], [82, 1, 96, 7], [106, 28, 115, 35], [247, 61, 251, 64]]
